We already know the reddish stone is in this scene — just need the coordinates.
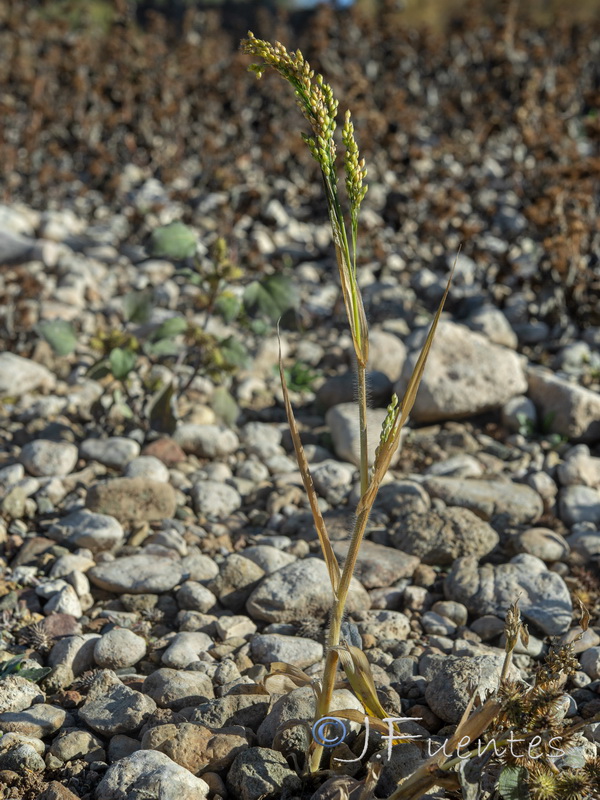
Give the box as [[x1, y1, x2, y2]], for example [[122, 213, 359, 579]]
[[43, 613, 82, 639], [142, 437, 186, 467], [10, 536, 56, 567], [38, 781, 81, 800]]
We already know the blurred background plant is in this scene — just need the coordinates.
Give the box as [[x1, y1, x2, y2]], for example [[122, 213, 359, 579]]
[[36, 224, 298, 431]]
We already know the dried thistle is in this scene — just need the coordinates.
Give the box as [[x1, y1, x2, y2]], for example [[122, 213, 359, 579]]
[[527, 763, 560, 800], [18, 620, 54, 655]]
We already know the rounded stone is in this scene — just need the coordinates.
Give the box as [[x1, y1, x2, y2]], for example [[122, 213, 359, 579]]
[[176, 582, 217, 614], [20, 440, 78, 478], [86, 478, 177, 524], [580, 647, 600, 680], [161, 631, 213, 669], [80, 436, 140, 469], [124, 455, 170, 483], [514, 528, 569, 562], [88, 554, 184, 594], [191, 480, 242, 518], [173, 424, 239, 458], [94, 628, 148, 669]]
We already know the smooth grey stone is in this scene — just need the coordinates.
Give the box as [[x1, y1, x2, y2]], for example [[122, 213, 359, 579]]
[[326, 403, 403, 468], [250, 633, 323, 669], [20, 440, 78, 477], [395, 321, 527, 422], [48, 509, 124, 553], [423, 476, 543, 525], [0, 353, 56, 397], [49, 729, 105, 764], [445, 554, 572, 636], [246, 558, 369, 623], [94, 628, 147, 669], [191, 480, 242, 518], [142, 668, 214, 711], [80, 436, 140, 469], [173, 424, 239, 458], [0, 704, 73, 737], [88, 554, 184, 594], [0, 229, 36, 264], [528, 366, 600, 443], [332, 539, 419, 588], [559, 485, 600, 526]]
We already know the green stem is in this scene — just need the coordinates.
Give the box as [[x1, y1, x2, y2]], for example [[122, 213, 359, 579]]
[[357, 363, 369, 497], [310, 501, 372, 771]]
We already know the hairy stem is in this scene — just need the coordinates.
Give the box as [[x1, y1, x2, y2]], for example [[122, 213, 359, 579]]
[[310, 500, 372, 771]]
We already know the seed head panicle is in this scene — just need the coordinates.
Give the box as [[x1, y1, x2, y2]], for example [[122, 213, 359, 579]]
[[342, 110, 368, 220], [241, 32, 339, 177], [374, 393, 399, 464]]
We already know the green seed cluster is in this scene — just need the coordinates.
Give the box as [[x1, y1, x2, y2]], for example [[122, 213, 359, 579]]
[[374, 393, 399, 464], [342, 110, 368, 218], [241, 32, 339, 178]]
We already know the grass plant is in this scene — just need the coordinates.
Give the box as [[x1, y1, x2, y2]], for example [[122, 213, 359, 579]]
[[240, 32, 600, 800], [241, 29, 451, 774]]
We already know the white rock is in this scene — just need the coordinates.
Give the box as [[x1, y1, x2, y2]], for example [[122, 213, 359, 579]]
[[246, 558, 370, 623], [191, 480, 242, 518], [161, 632, 213, 669], [250, 634, 323, 669], [241, 545, 296, 575], [528, 367, 600, 443], [176, 582, 217, 613], [20, 440, 78, 478], [326, 403, 403, 467], [43, 585, 82, 618], [395, 321, 527, 422], [173, 424, 239, 458], [311, 460, 355, 504], [368, 329, 407, 381], [580, 647, 600, 680], [80, 437, 140, 470], [48, 510, 124, 553], [501, 395, 538, 433], [559, 485, 600, 526], [0, 353, 56, 397], [240, 422, 283, 459], [465, 304, 518, 349], [124, 456, 170, 483], [558, 445, 600, 489]]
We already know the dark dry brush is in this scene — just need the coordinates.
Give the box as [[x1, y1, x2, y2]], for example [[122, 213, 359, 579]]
[[0, 4, 600, 800], [1, 1, 599, 338]]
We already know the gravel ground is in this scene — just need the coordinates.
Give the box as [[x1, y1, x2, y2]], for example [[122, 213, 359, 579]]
[[0, 3, 600, 799]]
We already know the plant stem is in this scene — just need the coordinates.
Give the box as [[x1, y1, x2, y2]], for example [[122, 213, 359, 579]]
[[357, 362, 369, 497], [310, 501, 372, 771]]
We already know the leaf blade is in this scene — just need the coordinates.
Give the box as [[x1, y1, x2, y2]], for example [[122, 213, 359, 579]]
[[278, 329, 340, 595]]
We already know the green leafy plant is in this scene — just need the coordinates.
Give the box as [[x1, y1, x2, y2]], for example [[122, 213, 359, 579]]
[[516, 410, 567, 449], [36, 320, 77, 356], [280, 360, 320, 394], [0, 655, 51, 683]]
